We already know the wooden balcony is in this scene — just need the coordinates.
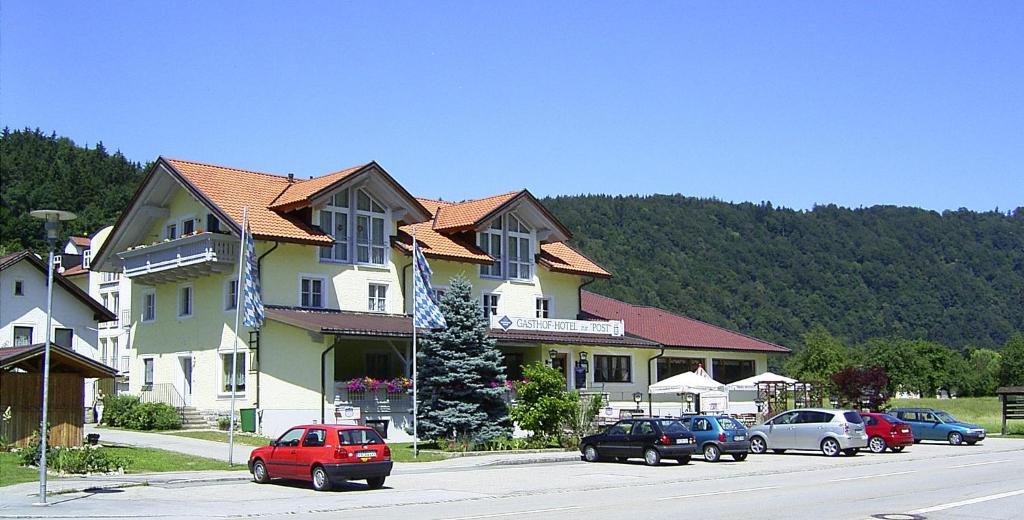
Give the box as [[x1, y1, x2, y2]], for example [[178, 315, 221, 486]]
[[117, 232, 238, 284]]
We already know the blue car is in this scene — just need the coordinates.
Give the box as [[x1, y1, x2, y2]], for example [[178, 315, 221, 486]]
[[889, 408, 986, 445], [680, 415, 750, 462]]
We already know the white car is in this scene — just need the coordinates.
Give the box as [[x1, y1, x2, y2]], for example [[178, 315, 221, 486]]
[[748, 408, 869, 457]]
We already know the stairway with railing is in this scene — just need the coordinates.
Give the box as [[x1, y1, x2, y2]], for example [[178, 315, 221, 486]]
[[138, 383, 186, 422]]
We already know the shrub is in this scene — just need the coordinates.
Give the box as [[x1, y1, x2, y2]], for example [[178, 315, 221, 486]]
[[563, 392, 606, 448], [50, 446, 129, 474], [123, 402, 182, 431], [18, 429, 53, 467], [103, 394, 141, 427], [509, 363, 576, 444], [217, 416, 231, 431]]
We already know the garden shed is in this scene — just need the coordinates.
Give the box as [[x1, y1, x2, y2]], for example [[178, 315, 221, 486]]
[[0, 342, 117, 447]]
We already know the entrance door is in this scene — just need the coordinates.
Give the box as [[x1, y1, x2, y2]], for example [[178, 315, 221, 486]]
[[551, 353, 569, 389], [179, 356, 193, 406]]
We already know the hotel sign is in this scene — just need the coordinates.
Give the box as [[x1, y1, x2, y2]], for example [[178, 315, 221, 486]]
[[491, 315, 624, 337]]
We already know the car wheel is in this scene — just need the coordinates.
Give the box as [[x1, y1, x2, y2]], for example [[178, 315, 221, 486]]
[[891, 446, 905, 453], [643, 448, 662, 466], [583, 445, 600, 463], [842, 448, 859, 456], [966, 441, 977, 446], [772, 449, 787, 454], [732, 453, 748, 462], [366, 476, 386, 489], [311, 465, 332, 491], [821, 438, 840, 457], [703, 444, 721, 462], [868, 436, 887, 454], [948, 432, 963, 445], [676, 455, 691, 465], [251, 459, 270, 484], [749, 436, 767, 454]]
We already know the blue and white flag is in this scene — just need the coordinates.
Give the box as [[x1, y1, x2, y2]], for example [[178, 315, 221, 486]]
[[242, 224, 264, 328], [413, 240, 446, 329]]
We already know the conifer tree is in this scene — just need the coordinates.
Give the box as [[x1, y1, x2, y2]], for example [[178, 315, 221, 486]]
[[416, 275, 511, 442]]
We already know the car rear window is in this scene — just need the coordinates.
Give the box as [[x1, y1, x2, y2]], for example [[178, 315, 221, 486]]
[[338, 429, 384, 445], [843, 412, 864, 424], [716, 417, 744, 430]]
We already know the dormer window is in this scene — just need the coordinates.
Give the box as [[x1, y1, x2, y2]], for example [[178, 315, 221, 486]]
[[318, 188, 389, 266], [319, 189, 350, 262], [82, 249, 91, 269], [479, 213, 533, 281], [356, 190, 387, 265]]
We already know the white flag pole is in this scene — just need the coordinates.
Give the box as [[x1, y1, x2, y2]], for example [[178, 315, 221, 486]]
[[229, 207, 248, 465], [412, 224, 419, 459]]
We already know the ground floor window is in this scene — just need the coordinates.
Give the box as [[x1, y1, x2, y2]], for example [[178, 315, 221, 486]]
[[594, 354, 631, 383], [503, 351, 525, 381], [368, 283, 387, 312], [54, 327, 73, 349], [712, 359, 755, 384], [142, 358, 154, 386], [221, 353, 246, 392], [656, 357, 704, 381], [13, 326, 32, 346]]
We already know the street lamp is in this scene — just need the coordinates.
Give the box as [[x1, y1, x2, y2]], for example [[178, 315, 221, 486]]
[[633, 392, 643, 408], [547, 349, 558, 367], [29, 209, 77, 506]]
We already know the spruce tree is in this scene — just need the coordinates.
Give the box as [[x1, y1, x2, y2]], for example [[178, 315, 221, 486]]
[[416, 275, 511, 442]]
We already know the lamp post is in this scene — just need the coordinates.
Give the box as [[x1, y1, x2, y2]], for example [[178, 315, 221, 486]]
[[28, 209, 77, 506], [547, 349, 558, 368], [632, 392, 643, 415]]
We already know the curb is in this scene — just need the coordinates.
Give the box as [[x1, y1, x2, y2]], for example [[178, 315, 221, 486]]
[[419, 448, 572, 459], [44, 474, 252, 496]]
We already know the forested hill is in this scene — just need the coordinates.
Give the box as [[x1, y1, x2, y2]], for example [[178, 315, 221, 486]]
[[0, 128, 146, 253], [543, 195, 1024, 350]]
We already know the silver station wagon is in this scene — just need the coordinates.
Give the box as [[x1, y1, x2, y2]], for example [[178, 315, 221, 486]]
[[748, 408, 869, 457]]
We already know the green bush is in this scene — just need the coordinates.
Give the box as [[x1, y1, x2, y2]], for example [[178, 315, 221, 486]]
[[103, 394, 141, 427], [123, 402, 182, 431], [217, 416, 231, 431], [50, 446, 129, 474], [509, 363, 577, 444], [18, 429, 52, 467]]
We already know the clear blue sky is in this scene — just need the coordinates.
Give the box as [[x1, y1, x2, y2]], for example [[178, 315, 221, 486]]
[[2, 1, 1021, 211]]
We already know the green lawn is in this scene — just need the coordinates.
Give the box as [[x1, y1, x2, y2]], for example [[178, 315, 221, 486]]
[[163, 430, 272, 447], [0, 452, 39, 487], [387, 442, 448, 463], [889, 396, 1024, 435]]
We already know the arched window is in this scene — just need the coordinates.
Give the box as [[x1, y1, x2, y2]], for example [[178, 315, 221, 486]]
[[478, 213, 533, 280]]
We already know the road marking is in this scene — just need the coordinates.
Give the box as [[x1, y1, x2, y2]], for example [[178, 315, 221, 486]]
[[827, 470, 917, 482], [656, 485, 781, 501], [948, 459, 1010, 469], [909, 488, 1024, 514], [441, 506, 583, 519]]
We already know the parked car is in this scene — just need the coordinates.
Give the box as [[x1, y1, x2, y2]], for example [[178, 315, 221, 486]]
[[248, 424, 393, 491], [748, 408, 868, 457], [580, 418, 698, 466], [889, 408, 986, 445], [859, 412, 914, 453], [679, 415, 750, 462]]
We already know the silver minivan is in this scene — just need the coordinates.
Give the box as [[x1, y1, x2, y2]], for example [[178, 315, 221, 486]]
[[748, 408, 868, 457]]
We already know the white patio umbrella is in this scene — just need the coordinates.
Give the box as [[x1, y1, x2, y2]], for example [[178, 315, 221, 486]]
[[649, 370, 726, 394], [724, 371, 798, 391]]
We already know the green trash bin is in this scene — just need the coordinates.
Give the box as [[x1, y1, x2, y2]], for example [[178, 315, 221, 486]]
[[240, 408, 256, 433]]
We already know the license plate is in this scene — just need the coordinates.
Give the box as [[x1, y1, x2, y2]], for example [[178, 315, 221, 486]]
[[900, 429, 909, 433], [675, 438, 691, 444], [734, 435, 745, 441], [356, 450, 377, 458]]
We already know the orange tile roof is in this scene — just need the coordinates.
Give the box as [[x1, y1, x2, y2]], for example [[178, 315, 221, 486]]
[[395, 222, 493, 264], [539, 242, 611, 278], [269, 164, 366, 210], [70, 236, 92, 247], [164, 158, 334, 245], [61, 264, 88, 277], [432, 191, 522, 231]]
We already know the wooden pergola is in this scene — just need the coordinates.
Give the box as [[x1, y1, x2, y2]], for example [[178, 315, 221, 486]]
[[0, 343, 117, 447]]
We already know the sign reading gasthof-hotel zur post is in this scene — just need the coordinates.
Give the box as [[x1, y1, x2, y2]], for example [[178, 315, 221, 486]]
[[491, 315, 625, 337]]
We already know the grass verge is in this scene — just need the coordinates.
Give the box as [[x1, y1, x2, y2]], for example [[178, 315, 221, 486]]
[[889, 396, 1024, 435], [163, 431, 272, 447], [387, 443, 448, 462]]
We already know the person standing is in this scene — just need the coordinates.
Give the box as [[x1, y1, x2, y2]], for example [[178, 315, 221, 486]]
[[94, 388, 106, 424]]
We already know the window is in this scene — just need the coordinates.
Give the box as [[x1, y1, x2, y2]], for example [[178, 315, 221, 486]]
[[368, 284, 387, 312], [300, 277, 325, 308], [338, 429, 384, 445], [535, 297, 551, 318], [208, 214, 221, 233], [100, 338, 109, 366], [110, 337, 119, 368], [101, 271, 120, 284], [14, 326, 33, 346], [479, 219, 503, 278], [225, 279, 238, 310], [111, 292, 120, 314], [142, 291, 156, 322], [143, 358, 154, 386], [594, 354, 631, 383], [433, 287, 446, 302], [506, 215, 532, 280], [181, 217, 196, 235], [656, 357, 704, 382], [54, 328, 73, 349], [14, 280, 24, 296], [303, 429, 326, 447], [319, 189, 350, 262], [277, 428, 304, 447], [365, 353, 391, 379], [503, 352, 525, 381], [82, 249, 91, 269], [711, 359, 755, 384], [481, 293, 500, 318], [356, 189, 387, 265], [53, 255, 62, 269], [606, 421, 633, 436], [165, 223, 178, 240], [221, 353, 246, 392], [178, 285, 193, 318]]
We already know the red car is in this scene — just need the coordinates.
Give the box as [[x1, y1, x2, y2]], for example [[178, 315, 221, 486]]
[[860, 412, 914, 453], [248, 424, 393, 491]]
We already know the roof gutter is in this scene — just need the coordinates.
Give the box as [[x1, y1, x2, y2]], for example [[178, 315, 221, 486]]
[[254, 241, 280, 410], [321, 339, 338, 424], [576, 277, 596, 319]]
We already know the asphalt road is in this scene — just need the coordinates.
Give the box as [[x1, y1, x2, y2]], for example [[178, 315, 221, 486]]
[[2, 438, 1022, 520]]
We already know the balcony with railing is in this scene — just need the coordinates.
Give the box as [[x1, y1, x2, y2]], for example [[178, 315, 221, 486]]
[[117, 232, 238, 284]]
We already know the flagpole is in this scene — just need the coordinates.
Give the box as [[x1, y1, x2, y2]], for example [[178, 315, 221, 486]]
[[412, 224, 419, 459], [229, 207, 248, 465]]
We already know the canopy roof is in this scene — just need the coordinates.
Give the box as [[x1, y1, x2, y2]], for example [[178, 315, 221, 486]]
[[725, 371, 798, 391], [649, 370, 725, 394]]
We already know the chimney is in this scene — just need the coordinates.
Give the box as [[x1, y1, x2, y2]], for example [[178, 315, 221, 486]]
[[287, 173, 295, 183]]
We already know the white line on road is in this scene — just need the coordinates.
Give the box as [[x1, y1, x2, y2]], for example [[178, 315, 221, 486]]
[[441, 506, 583, 519], [909, 488, 1024, 514], [948, 459, 1011, 469], [826, 470, 918, 482], [656, 485, 781, 501]]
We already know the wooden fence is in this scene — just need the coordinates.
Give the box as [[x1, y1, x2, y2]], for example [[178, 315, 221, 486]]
[[0, 372, 84, 448]]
